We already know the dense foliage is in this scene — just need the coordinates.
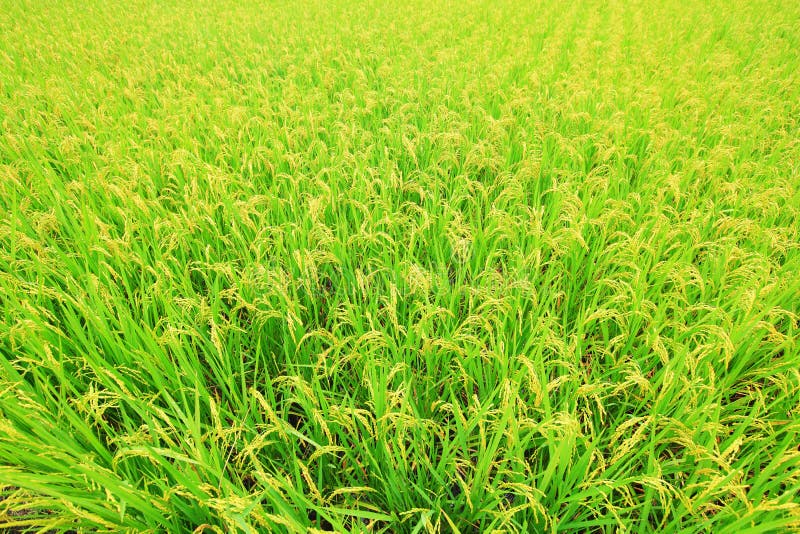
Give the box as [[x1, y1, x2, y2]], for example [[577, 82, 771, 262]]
[[1, 0, 799, 531]]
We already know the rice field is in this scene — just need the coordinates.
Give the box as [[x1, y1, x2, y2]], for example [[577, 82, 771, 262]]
[[1, 0, 799, 532]]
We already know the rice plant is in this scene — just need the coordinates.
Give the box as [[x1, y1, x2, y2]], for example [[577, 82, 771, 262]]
[[1, 0, 799, 532]]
